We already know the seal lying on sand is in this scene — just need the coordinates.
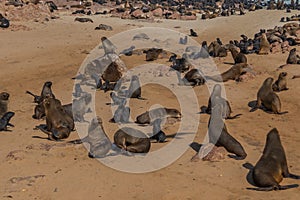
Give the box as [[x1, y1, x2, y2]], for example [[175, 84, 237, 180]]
[[114, 127, 151, 153], [247, 128, 300, 191], [135, 107, 181, 124]]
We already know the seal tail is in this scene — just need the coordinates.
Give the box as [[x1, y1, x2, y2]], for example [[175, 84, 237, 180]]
[[247, 184, 299, 191], [189, 142, 202, 152], [227, 113, 242, 119]]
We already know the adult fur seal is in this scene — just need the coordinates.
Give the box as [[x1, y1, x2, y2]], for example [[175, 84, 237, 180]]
[[228, 44, 247, 64], [0, 112, 14, 131], [136, 107, 182, 124], [205, 63, 249, 82], [113, 127, 151, 153], [252, 77, 288, 114], [127, 75, 146, 100], [272, 72, 289, 92], [150, 118, 166, 143], [69, 117, 112, 158], [248, 128, 300, 191], [258, 33, 270, 55], [208, 103, 247, 159], [0, 92, 9, 118], [279, 48, 300, 68], [205, 84, 242, 119], [208, 41, 227, 57], [36, 97, 74, 140]]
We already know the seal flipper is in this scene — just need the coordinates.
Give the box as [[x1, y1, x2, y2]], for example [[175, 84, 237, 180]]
[[226, 113, 242, 119], [277, 111, 288, 115], [287, 173, 300, 179], [189, 142, 202, 152]]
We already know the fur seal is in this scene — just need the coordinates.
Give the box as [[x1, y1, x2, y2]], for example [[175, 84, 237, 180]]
[[150, 118, 166, 143], [279, 48, 300, 69], [252, 77, 287, 114], [26, 81, 55, 104], [136, 108, 181, 124], [208, 103, 247, 159], [101, 36, 117, 55], [74, 17, 93, 23], [272, 72, 289, 92], [0, 13, 9, 28], [228, 44, 247, 64], [113, 127, 151, 153], [0, 92, 9, 118], [0, 112, 14, 131], [69, 117, 112, 158], [208, 41, 227, 57], [258, 33, 270, 55], [190, 29, 198, 37], [127, 75, 146, 100], [36, 97, 74, 140], [144, 48, 163, 61], [177, 69, 205, 86], [205, 63, 249, 82], [248, 128, 300, 191], [205, 84, 242, 119], [109, 101, 130, 123], [170, 57, 190, 73], [72, 93, 92, 122]]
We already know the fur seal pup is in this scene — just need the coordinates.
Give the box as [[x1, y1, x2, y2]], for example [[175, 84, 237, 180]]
[[26, 81, 55, 104], [248, 128, 300, 191], [279, 48, 300, 68], [198, 41, 210, 59], [101, 36, 117, 55], [190, 29, 198, 37], [208, 103, 247, 159], [36, 97, 74, 140], [170, 57, 190, 73], [113, 127, 151, 153], [127, 75, 146, 100], [136, 108, 181, 124], [144, 48, 163, 61], [0, 14, 9, 28], [208, 41, 227, 57], [179, 36, 188, 45], [177, 69, 206, 86], [205, 63, 249, 82], [272, 72, 289, 92], [205, 84, 242, 119], [150, 118, 166, 143], [109, 101, 130, 123], [69, 117, 112, 158], [228, 44, 247, 64], [0, 92, 9, 118], [74, 17, 93, 23], [0, 112, 15, 131], [258, 33, 270, 55], [252, 77, 287, 114]]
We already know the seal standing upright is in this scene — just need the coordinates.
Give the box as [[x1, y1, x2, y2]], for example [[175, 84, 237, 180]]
[[272, 72, 289, 92], [249, 128, 300, 191], [0, 92, 9, 118]]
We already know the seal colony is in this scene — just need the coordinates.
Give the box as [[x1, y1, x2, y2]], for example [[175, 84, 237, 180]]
[[2, 1, 300, 197]]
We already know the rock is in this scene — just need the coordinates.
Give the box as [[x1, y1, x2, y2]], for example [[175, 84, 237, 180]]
[[152, 7, 163, 17]]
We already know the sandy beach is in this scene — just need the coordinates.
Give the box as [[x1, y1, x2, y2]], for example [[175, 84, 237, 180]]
[[0, 6, 300, 200]]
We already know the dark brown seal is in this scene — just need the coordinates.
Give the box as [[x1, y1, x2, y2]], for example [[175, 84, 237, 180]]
[[113, 127, 151, 153], [248, 128, 300, 191], [36, 97, 74, 140], [279, 48, 300, 69], [135, 107, 182, 124], [205, 84, 242, 119], [208, 103, 247, 159], [0, 112, 14, 131], [252, 77, 288, 114], [0, 92, 9, 118], [74, 17, 93, 23], [228, 44, 247, 64], [272, 72, 289, 92], [205, 63, 249, 82], [208, 41, 227, 57]]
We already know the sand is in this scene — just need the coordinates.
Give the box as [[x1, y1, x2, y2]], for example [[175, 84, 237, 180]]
[[0, 9, 300, 199]]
